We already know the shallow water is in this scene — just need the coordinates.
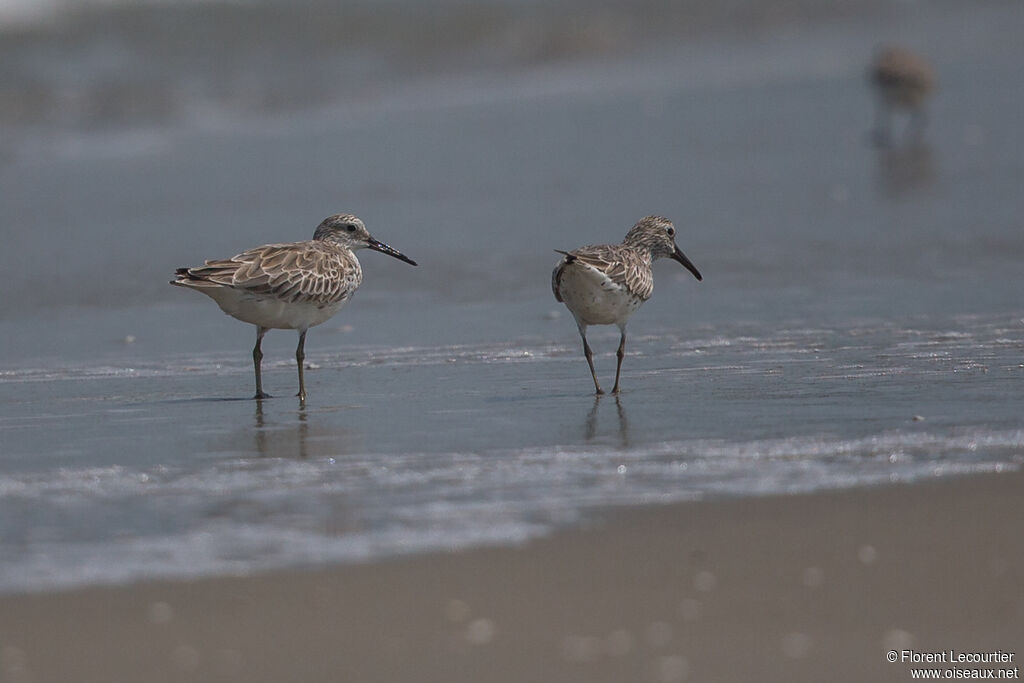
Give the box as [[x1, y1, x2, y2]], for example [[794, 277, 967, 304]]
[[2, 302, 1022, 592], [1, 0, 1023, 592]]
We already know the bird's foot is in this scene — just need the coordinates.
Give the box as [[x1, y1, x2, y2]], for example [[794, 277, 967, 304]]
[[254, 392, 272, 400]]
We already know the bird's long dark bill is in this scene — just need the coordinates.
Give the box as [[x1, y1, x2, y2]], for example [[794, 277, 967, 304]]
[[367, 239, 417, 266], [672, 246, 702, 281]]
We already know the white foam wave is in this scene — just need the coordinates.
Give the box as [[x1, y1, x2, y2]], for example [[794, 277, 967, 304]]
[[0, 427, 1019, 593]]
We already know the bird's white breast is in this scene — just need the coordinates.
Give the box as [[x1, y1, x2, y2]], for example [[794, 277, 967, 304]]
[[557, 261, 643, 326], [205, 287, 350, 330]]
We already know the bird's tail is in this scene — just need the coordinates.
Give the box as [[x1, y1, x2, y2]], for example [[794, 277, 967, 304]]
[[170, 267, 198, 287], [554, 249, 576, 263]]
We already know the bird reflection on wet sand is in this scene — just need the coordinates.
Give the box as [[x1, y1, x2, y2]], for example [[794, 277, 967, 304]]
[[874, 142, 936, 199], [584, 395, 630, 448], [253, 402, 308, 459], [250, 403, 359, 460]]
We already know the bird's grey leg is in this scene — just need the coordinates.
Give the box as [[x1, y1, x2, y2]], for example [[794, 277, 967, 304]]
[[253, 326, 271, 400], [295, 330, 307, 404], [577, 322, 603, 395], [612, 326, 627, 394]]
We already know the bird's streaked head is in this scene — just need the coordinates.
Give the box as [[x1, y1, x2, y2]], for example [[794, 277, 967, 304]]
[[624, 216, 702, 281], [314, 213, 417, 266]]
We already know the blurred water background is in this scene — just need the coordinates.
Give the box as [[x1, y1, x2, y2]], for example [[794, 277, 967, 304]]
[[0, 0, 1022, 592]]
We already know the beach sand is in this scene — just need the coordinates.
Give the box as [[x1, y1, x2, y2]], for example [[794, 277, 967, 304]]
[[1, 471, 1020, 683]]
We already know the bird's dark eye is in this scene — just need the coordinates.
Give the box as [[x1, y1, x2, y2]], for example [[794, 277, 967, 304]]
[[346, 224, 357, 232], [666, 227, 675, 236]]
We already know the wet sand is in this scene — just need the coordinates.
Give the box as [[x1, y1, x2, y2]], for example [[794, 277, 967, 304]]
[[1, 471, 1020, 683]]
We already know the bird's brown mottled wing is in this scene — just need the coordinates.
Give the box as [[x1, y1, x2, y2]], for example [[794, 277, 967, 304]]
[[181, 242, 357, 305], [561, 245, 653, 301]]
